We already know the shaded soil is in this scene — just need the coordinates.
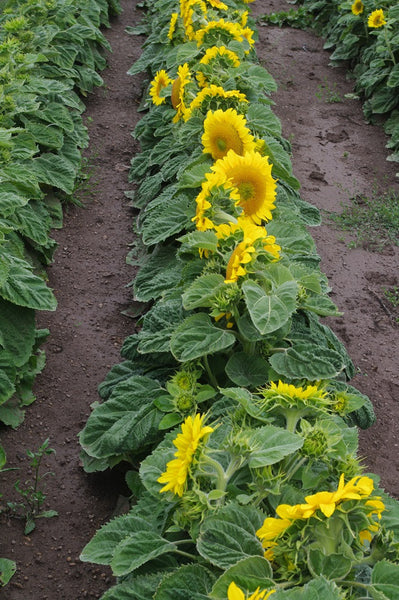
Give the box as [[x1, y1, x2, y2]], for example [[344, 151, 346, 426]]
[[0, 0, 398, 597]]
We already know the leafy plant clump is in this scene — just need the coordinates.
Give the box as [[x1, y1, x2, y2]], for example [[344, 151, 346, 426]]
[[77, 0, 399, 598], [0, 0, 121, 459]]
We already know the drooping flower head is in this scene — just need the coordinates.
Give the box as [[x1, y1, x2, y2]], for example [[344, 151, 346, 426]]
[[168, 12, 179, 41], [368, 9, 386, 28], [171, 63, 192, 122], [195, 19, 246, 47], [211, 150, 277, 224], [157, 413, 214, 496], [181, 0, 208, 40], [202, 108, 256, 160], [206, 0, 228, 10], [192, 170, 241, 231], [185, 85, 248, 120], [149, 70, 173, 106], [196, 45, 240, 88], [351, 0, 364, 15]]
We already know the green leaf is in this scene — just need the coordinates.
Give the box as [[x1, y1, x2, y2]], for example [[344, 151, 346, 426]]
[[155, 564, 218, 600], [170, 313, 236, 362], [247, 425, 303, 468], [0, 192, 29, 217], [79, 376, 163, 459], [308, 549, 352, 580], [141, 193, 195, 245], [269, 342, 346, 380], [242, 280, 298, 335], [177, 158, 213, 189], [100, 572, 166, 600], [0, 558, 16, 587], [246, 103, 282, 137], [111, 531, 176, 577], [137, 299, 186, 354], [246, 65, 277, 93], [210, 556, 273, 599], [182, 274, 225, 310], [372, 561, 399, 599], [179, 230, 219, 254], [37, 103, 75, 133], [273, 577, 343, 599], [197, 503, 264, 569], [31, 153, 77, 195], [225, 352, 269, 387], [133, 245, 182, 302], [0, 299, 35, 367], [80, 511, 154, 565], [0, 444, 5, 469], [0, 257, 57, 311]]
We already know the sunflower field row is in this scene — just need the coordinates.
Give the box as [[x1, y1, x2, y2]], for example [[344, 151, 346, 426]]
[[260, 0, 399, 164], [0, 0, 120, 459], [78, 0, 399, 598]]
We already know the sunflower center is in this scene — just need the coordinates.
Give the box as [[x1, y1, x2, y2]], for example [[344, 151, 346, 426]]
[[216, 138, 227, 151], [238, 181, 255, 201]]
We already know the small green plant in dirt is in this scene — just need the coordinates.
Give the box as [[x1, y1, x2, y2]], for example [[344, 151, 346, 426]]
[[6, 439, 58, 535], [326, 187, 399, 250], [316, 77, 342, 103], [384, 285, 399, 308]]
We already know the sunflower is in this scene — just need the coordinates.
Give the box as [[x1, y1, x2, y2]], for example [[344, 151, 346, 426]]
[[181, 0, 207, 40], [225, 238, 257, 283], [192, 170, 241, 231], [168, 12, 179, 40], [171, 63, 191, 122], [211, 150, 277, 224], [368, 9, 386, 28], [202, 108, 256, 160], [228, 582, 275, 600], [157, 414, 213, 496], [195, 19, 244, 47], [268, 380, 327, 403], [206, 0, 228, 9], [149, 70, 172, 105], [185, 85, 247, 120], [197, 45, 240, 88], [351, 0, 363, 15]]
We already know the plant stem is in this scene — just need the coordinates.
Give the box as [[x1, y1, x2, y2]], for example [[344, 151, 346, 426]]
[[203, 355, 219, 389]]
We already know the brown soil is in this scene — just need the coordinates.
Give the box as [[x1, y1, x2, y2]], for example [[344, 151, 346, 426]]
[[0, 0, 398, 597]]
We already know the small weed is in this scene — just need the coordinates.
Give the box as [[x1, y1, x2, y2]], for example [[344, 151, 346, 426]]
[[384, 286, 399, 308], [70, 154, 98, 207], [316, 77, 342, 103], [326, 186, 399, 251], [5, 439, 58, 535]]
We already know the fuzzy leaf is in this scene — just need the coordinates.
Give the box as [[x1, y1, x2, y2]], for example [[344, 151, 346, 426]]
[[155, 564, 217, 600], [211, 556, 273, 599], [111, 531, 175, 577], [243, 280, 298, 335], [170, 313, 236, 361], [372, 561, 399, 599], [225, 352, 269, 387], [182, 274, 225, 310], [247, 425, 303, 468]]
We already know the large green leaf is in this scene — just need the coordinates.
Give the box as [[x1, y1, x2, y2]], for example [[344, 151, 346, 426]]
[[133, 246, 183, 302], [100, 572, 166, 600], [111, 531, 176, 577], [225, 352, 269, 387], [155, 565, 217, 600], [210, 556, 273, 599], [79, 376, 163, 459], [182, 273, 225, 310], [137, 299, 186, 354], [0, 558, 16, 587], [242, 280, 298, 335], [0, 369, 15, 407], [141, 193, 195, 246], [269, 342, 346, 380], [247, 425, 303, 468], [197, 503, 264, 569], [372, 561, 399, 599], [273, 577, 343, 599], [0, 257, 57, 311], [0, 299, 35, 367], [80, 512, 154, 565], [170, 313, 236, 361], [31, 153, 77, 195]]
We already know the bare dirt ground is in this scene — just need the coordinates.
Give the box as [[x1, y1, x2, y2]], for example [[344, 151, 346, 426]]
[[0, 0, 398, 597]]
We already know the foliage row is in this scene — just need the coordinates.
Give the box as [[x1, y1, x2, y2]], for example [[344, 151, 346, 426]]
[[261, 0, 399, 164], [78, 0, 399, 599], [0, 0, 120, 587], [0, 0, 120, 451]]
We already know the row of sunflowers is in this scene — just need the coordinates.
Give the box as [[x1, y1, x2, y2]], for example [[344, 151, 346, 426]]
[[78, 0, 399, 598]]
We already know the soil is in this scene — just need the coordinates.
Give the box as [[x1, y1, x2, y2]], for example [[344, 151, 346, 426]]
[[0, 0, 398, 598]]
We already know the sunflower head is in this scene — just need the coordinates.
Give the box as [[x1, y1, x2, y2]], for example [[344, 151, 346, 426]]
[[149, 70, 172, 106], [186, 85, 248, 121], [202, 108, 256, 160], [368, 9, 386, 28], [168, 12, 179, 41], [211, 150, 277, 224], [197, 45, 240, 88], [351, 0, 363, 16], [195, 18, 244, 47], [171, 63, 192, 121]]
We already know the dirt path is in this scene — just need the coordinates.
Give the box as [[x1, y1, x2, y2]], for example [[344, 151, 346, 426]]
[[0, 1, 144, 597], [0, 0, 398, 597]]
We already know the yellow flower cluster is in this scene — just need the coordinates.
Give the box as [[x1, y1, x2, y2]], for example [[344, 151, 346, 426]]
[[256, 474, 385, 559], [157, 414, 214, 496]]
